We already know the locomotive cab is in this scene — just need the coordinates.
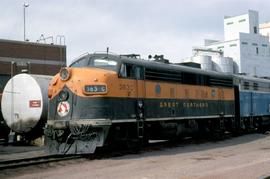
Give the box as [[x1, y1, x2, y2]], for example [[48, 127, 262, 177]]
[[45, 54, 121, 154]]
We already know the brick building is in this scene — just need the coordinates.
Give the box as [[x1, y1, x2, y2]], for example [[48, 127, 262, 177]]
[[0, 39, 66, 92]]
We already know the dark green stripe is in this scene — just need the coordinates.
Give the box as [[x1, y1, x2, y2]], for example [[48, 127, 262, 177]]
[[49, 87, 235, 121]]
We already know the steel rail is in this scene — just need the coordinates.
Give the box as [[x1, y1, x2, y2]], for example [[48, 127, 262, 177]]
[[0, 154, 82, 170]]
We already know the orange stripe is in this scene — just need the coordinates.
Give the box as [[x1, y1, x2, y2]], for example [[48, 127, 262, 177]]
[[143, 81, 234, 100], [49, 68, 234, 101]]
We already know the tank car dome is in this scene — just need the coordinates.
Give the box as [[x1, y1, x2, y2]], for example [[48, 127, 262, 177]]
[[1, 74, 52, 134]]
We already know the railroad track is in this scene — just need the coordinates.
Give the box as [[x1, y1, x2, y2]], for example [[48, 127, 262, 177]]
[[0, 154, 82, 170], [0, 132, 237, 170], [0, 141, 180, 170]]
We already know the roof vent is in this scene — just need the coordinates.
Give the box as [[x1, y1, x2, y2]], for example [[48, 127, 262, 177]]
[[120, 54, 141, 59], [148, 54, 169, 63]]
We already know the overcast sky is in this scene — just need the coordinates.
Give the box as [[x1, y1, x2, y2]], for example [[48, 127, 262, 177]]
[[1, 0, 270, 64]]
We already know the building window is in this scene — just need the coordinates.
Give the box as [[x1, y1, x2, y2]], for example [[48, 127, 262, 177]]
[[241, 42, 248, 45], [256, 47, 259, 54], [239, 19, 246, 23], [252, 43, 258, 46], [230, 44, 237, 47], [262, 44, 268, 47], [253, 83, 258, 90], [244, 82, 249, 90], [254, 26, 257, 34], [226, 22, 233, 25]]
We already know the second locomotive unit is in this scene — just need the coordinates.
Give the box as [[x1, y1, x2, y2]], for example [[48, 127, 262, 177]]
[[44, 53, 270, 154]]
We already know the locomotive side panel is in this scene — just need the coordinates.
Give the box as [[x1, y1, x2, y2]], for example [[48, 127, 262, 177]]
[[237, 76, 270, 118], [144, 81, 234, 119], [240, 92, 252, 117], [234, 75, 270, 130], [252, 92, 270, 116]]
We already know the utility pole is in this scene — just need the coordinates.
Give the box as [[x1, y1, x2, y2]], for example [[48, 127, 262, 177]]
[[23, 3, 29, 41]]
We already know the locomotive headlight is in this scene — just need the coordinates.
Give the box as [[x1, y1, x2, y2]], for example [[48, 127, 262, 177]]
[[83, 85, 107, 94], [59, 68, 71, 81], [59, 90, 69, 101]]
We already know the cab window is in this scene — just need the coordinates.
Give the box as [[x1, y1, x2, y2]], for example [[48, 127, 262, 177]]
[[70, 55, 118, 71], [119, 64, 143, 80], [70, 56, 89, 67]]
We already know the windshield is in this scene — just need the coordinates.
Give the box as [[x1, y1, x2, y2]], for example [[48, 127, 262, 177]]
[[70, 55, 118, 71]]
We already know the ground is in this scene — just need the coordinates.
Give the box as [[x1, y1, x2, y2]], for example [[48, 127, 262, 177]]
[[1, 133, 270, 179]]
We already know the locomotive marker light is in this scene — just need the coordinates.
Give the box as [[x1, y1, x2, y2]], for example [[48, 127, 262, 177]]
[[57, 101, 70, 117], [60, 68, 71, 81], [59, 90, 69, 101]]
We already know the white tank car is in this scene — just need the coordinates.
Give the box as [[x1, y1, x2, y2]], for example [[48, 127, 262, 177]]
[[1, 74, 52, 138]]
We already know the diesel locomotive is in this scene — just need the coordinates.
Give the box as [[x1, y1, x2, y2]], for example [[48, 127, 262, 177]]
[[44, 53, 270, 154]]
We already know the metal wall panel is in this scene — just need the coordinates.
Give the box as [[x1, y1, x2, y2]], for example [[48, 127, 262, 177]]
[[240, 91, 270, 117]]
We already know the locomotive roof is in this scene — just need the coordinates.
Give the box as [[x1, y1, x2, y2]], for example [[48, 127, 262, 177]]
[[88, 53, 234, 79], [71, 53, 270, 83]]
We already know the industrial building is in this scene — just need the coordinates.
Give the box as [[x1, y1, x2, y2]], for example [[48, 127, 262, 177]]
[[0, 39, 66, 92], [184, 10, 270, 77]]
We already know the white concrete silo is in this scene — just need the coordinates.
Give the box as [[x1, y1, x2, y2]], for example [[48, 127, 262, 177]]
[[193, 55, 213, 71], [212, 56, 234, 73]]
